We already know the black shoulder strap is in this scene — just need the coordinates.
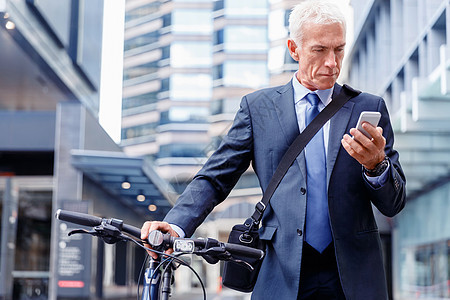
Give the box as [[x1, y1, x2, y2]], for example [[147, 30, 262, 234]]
[[247, 84, 361, 227]]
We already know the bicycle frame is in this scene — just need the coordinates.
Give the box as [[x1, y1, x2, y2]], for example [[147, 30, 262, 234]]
[[141, 257, 174, 300], [141, 259, 160, 300]]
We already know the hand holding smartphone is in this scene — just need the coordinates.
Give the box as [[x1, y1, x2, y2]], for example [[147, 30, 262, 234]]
[[355, 111, 381, 139]]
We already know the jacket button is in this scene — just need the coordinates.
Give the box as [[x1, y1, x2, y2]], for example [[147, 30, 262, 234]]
[[297, 229, 303, 236], [300, 187, 306, 195]]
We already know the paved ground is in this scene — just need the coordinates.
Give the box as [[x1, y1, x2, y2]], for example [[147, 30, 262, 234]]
[[171, 289, 251, 300]]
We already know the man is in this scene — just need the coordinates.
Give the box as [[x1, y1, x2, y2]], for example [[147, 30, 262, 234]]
[[141, 1, 406, 299]]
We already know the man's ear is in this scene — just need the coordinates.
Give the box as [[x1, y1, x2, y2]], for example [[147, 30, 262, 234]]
[[287, 39, 299, 61]]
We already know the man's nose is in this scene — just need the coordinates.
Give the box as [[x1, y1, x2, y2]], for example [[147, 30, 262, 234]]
[[324, 51, 337, 68]]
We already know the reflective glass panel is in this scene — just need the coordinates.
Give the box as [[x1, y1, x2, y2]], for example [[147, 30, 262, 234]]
[[223, 26, 267, 53], [171, 42, 212, 68], [159, 143, 208, 158], [125, 3, 159, 22], [122, 122, 158, 140], [170, 74, 212, 100], [172, 9, 212, 34], [223, 61, 268, 89], [160, 106, 208, 124], [224, 0, 268, 16], [15, 190, 52, 271], [394, 182, 450, 299]]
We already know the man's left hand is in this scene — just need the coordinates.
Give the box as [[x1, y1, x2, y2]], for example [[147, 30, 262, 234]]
[[341, 122, 386, 170]]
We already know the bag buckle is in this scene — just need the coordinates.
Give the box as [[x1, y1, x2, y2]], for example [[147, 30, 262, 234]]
[[255, 201, 266, 214], [244, 217, 258, 228]]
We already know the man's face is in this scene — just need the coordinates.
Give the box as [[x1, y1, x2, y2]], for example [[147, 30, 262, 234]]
[[288, 22, 346, 90]]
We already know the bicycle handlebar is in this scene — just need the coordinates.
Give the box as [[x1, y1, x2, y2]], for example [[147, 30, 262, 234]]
[[55, 209, 264, 259], [55, 209, 142, 239], [55, 209, 264, 261]]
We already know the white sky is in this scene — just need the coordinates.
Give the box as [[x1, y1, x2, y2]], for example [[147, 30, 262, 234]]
[[98, 0, 353, 144], [99, 0, 125, 143]]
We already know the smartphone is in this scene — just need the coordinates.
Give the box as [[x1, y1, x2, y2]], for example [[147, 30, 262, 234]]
[[355, 111, 381, 139]]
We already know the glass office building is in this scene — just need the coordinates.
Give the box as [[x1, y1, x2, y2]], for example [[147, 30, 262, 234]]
[[122, 0, 272, 205], [348, 0, 450, 299], [122, 0, 213, 194]]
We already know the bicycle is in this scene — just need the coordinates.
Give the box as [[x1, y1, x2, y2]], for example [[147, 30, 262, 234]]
[[55, 209, 264, 300]]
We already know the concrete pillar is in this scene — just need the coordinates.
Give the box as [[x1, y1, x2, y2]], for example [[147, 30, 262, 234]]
[[48, 102, 91, 299], [0, 178, 19, 300]]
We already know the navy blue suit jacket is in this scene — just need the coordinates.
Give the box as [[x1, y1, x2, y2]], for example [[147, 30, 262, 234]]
[[164, 82, 406, 299]]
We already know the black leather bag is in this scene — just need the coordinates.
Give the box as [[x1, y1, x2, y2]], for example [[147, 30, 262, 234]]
[[222, 85, 360, 292], [222, 219, 264, 292]]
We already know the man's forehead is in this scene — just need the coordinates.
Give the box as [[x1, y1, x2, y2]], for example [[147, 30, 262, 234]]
[[302, 23, 346, 46], [310, 42, 346, 48]]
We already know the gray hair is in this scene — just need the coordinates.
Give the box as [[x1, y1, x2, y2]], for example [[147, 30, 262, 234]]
[[289, 0, 347, 46]]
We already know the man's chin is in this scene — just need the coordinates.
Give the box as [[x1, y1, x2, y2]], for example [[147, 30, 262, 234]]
[[302, 77, 337, 90], [316, 82, 336, 90], [316, 77, 338, 90]]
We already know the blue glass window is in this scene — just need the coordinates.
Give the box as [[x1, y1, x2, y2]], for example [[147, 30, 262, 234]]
[[124, 31, 159, 51], [123, 61, 159, 80], [214, 0, 224, 11], [213, 64, 223, 81], [158, 144, 208, 158], [125, 3, 159, 22], [162, 13, 171, 28], [160, 107, 208, 125], [122, 122, 158, 140], [122, 92, 158, 110], [214, 29, 224, 46]]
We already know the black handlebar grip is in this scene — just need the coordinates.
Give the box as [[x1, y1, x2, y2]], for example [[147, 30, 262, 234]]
[[56, 209, 142, 239], [122, 224, 142, 239], [225, 243, 265, 260], [55, 209, 103, 227]]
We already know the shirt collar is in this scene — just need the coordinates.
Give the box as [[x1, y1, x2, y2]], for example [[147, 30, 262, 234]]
[[292, 72, 333, 106]]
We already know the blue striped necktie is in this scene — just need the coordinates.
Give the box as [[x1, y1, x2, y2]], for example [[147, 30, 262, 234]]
[[304, 93, 332, 253]]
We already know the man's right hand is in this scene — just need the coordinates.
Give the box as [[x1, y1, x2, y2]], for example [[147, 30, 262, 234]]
[[141, 221, 179, 259]]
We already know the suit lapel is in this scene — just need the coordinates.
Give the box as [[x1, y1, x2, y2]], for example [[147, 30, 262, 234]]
[[273, 81, 300, 146], [327, 84, 355, 186], [272, 81, 307, 180]]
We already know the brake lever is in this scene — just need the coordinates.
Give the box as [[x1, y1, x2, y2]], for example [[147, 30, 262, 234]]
[[67, 223, 127, 244], [68, 228, 98, 236], [228, 258, 254, 271]]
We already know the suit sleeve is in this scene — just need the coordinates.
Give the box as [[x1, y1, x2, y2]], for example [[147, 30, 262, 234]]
[[364, 98, 406, 217], [163, 96, 254, 237]]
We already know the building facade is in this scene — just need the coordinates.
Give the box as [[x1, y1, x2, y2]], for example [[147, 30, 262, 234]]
[[348, 0, 450, 299], [0, 1, 173, 299], [121, 0, 214, 195]]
